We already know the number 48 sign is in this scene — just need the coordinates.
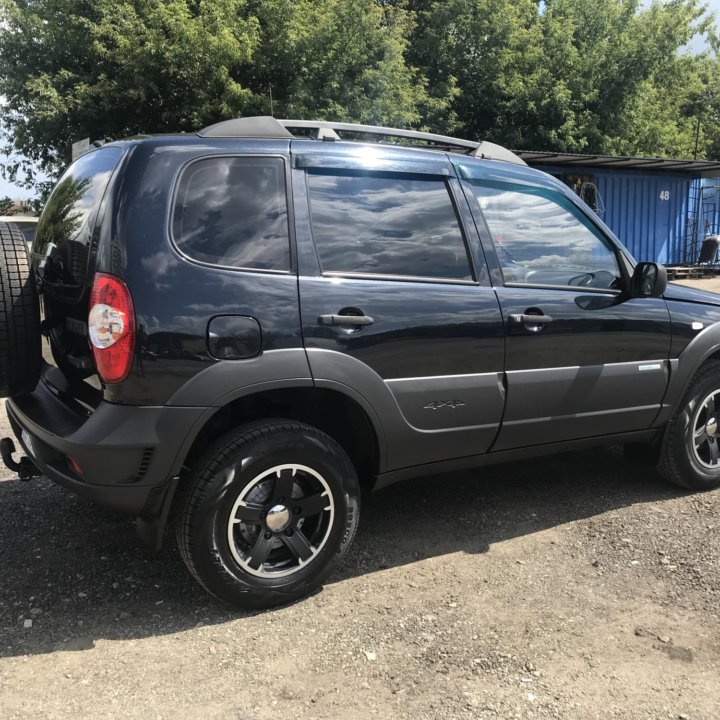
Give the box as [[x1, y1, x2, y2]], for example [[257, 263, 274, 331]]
[[659, 190, 671, 201]]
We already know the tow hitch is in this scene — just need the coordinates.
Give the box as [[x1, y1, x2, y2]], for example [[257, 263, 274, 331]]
[[1, 437, 42, 481]]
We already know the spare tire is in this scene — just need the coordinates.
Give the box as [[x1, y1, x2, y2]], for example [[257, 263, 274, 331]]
[[0, 222, 41, 397]]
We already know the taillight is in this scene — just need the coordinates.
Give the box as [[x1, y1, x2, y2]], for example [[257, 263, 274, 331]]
[[88, 273, 135, 383]]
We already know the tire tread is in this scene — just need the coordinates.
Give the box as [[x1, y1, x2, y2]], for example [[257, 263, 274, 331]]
[[659, 359, 720, 490], [0, 222, 41, 397]]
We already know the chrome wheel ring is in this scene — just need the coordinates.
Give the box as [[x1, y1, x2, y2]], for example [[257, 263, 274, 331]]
[[691, 389, 720, 470], [226, 463, 335, 578]]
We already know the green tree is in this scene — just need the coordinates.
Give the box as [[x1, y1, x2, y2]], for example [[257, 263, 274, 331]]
[[0, 196, 14, 214], [246, 0, 452, 128], [408, 0, 718, 157], [407, 0, 542, 142], [0, 0, 449, 189], [0, 0, 261, 179], [527, 0, 713, 155]]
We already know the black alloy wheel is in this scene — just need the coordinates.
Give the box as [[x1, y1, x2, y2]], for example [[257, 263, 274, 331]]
[[175, 420, 360, 609], [226, 462, 336, 578], [660, 360, 720, 490]]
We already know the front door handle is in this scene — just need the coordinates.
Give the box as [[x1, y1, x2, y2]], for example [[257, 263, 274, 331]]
[[509, 313, 553, 325], [318, 314, 374, 327]]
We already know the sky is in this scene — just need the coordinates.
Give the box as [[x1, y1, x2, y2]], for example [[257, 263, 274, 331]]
[[0, 166, 24, 201], [1, 0, 719, 201], [684, 0, 720, 52], [0, 164, 35, 202]]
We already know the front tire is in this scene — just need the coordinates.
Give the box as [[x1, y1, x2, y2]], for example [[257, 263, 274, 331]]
[[175, 420, 360, 609], [659, 361, 720, 490]]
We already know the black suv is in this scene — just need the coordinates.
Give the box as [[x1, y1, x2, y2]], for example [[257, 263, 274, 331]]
[[2, 117, 720, 609]]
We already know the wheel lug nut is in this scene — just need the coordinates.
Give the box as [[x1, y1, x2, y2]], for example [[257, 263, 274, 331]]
[[284, 528, 293, 537], [260, 512, 267, 520], [264, 531, 272, 540], [293, 507, 301, 514]]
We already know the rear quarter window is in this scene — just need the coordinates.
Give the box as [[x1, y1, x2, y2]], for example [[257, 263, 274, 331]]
[[172, 156, 290, 271]]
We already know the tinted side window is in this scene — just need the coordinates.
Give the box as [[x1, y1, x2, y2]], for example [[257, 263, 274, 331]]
[[308, 172, 472, 281], [173, 156, 290, 271], [472, 185, 621, 290]]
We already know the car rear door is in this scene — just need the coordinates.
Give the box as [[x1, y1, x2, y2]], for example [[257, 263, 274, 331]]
[[292, 143, 505, 472], [456, 162, 672, 451], [33, 146, 126, 397]]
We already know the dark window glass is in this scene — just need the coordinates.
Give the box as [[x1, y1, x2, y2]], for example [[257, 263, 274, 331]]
[[308, 172, 472, 281], [173, 157, 290, 271], [35, 147, 123, 259], [34, 147, 124, 294], [472, 185, 621, 290]]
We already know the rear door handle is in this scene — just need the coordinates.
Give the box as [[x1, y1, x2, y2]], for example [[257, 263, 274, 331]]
[[509, 313, 553, 325], [318, 314, 374, 327]]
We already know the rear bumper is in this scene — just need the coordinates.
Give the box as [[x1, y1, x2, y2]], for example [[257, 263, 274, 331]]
[[5, 376, 207, 516]]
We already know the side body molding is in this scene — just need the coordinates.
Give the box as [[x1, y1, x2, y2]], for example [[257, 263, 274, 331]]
[[655, 320, 720, 426], [307, 348, 504, 472]]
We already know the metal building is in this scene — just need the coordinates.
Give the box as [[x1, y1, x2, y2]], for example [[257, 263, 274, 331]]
[[516, 151, 720, 266]]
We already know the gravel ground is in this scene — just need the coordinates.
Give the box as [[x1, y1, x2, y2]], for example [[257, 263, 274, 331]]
[[2, 384, 720, 718]]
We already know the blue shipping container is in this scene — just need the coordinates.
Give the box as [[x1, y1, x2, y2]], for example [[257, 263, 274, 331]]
[[596, 172, 690, 264], [537, 164, 691, 264]]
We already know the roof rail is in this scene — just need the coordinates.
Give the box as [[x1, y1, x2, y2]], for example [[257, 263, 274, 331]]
[[280, 120, 526, 166], [198, 116, 293, 139], [196, 116, 526, 166], [280, 119, 477, 151]]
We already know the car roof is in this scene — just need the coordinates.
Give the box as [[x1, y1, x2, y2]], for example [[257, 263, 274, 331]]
[[108, 131, 568, 196]]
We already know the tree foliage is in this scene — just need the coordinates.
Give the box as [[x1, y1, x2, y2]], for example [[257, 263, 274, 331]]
[[0, 0, 261, 176], [247, 0, 450, 127], [0, 196, 14, 214], [407, 0, 717, 156], [0, 0, 718, 192]]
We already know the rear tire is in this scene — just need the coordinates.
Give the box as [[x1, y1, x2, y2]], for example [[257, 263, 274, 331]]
[[0, 222, 41, 397], [175, 420, 360, 609], [659, 361, 720, 490]]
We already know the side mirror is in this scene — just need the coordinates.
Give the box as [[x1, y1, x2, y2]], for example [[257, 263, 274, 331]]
[[630, 262, 667, 298]]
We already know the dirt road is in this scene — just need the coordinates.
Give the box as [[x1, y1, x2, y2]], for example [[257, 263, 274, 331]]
[[2, 392, 719, 719]]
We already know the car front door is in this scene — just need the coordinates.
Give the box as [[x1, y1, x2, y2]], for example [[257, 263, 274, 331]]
[[458, 166, 672, 451], [293, 144, 505, 472]]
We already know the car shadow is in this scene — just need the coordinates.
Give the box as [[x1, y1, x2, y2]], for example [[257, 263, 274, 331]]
[[0, 445, 685, 658]]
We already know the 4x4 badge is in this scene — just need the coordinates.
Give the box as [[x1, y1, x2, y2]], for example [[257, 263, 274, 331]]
[[423, 400, 467, 410]]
